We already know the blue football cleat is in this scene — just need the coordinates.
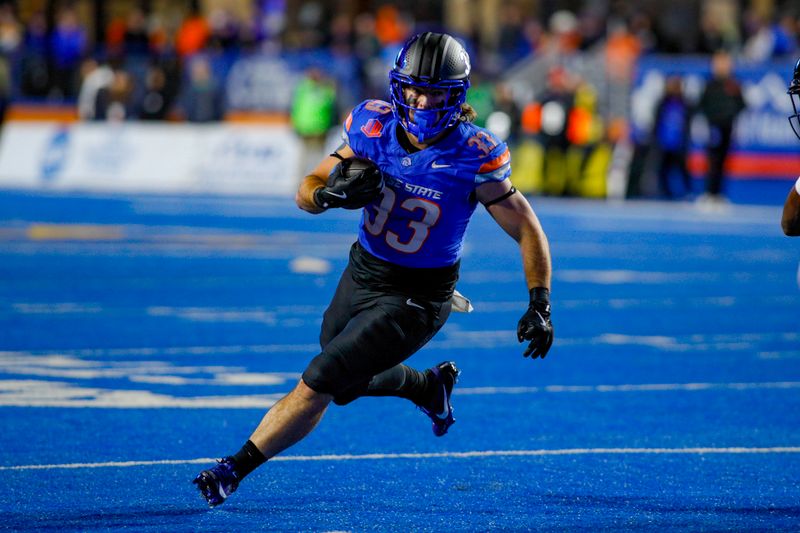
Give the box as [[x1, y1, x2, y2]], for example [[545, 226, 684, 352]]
[[419, 361, 460, 437], [193, 457, 240, 507]]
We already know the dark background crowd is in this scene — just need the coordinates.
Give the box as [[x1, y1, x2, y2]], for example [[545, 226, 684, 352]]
[[0, 0, 798, 201], [0, 0, 797, 116]]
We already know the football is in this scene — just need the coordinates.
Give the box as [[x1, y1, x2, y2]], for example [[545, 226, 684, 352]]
[[323, 157, 385, 209]]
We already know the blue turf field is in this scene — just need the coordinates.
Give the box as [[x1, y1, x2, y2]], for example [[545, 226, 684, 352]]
[[0, 190, 798, 531]]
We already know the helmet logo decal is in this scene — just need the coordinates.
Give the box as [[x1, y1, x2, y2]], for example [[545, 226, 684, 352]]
[[361, 118, 384, 138]]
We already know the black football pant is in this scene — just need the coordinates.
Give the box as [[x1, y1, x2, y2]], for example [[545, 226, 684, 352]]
[[301, 264, 452, 405]]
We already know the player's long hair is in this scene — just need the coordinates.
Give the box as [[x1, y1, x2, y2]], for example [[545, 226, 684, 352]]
[[459, 103, 477, 123]]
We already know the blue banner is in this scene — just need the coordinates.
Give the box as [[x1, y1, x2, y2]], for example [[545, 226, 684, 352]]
[[631, 55, 799, 153]]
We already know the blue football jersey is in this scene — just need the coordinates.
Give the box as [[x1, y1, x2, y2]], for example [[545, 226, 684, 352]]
[[342, 99, 511, 268]]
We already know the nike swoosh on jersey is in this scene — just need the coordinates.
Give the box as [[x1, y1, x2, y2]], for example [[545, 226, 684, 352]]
[[325, 191, 347, 199], [431, 162, 451, 169]]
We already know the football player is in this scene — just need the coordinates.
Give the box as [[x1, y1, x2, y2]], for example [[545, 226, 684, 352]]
[[782, 57, 800, 236], [194, 32, 554, 507]]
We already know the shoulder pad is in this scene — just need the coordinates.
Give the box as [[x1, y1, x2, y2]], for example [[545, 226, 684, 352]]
[[343, 99, 393, 139], [459, 124, 511, 184]]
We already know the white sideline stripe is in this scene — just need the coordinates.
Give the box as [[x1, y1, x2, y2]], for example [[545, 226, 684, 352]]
[[4, 447, 800, 471], [457, 381, 800, 395]]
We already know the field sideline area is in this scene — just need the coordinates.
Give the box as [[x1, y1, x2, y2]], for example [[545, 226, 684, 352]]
[[0, 190, 798, 531]]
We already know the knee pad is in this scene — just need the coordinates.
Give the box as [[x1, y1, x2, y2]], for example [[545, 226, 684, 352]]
[[302, 351, 366, 403]]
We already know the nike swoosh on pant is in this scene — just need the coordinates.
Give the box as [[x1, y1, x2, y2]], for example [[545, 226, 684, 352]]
[[406, 298, 425, 310]]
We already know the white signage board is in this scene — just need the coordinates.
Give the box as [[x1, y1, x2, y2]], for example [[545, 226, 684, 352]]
[[0, 121, 302, 197]]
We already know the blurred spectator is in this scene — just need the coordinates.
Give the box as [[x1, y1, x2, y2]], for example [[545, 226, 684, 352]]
[[353, 12, 383, 98], [697, 10, 735, 54], [604, 19, 641, 83], [176, 7, 210, 58], [521, 18, 546, 57], [487, 82, 521, 144], [290, 66, 337, 174], [207, 8, 241, 53], [374, 5, 409, 46], [20, 11, 49, 98], [466, 72, 494, 129], [567, 81, 602, 147], [77, 57, 114, 120], [544, 10, 581, 57], [253, 0, 286, 50], [123, 7, 151, 59], [288, 1, 327, 49], [743, 13, 798, 61], [95, 68, 135, 121], [652, 76, 692, 199], [50, 6, 88, 99], [0, 3, 21, 55], [536, 66, 576, 195], [698, 50, 745, 205], [697, 13, 726, 54], [773, 14, 799, 56], [157, 55, 183, 111], [565, 81, 605, 196], [182, 56, 224, 122], [105, 12, 127, 56], [0, 3, 19, 121], [496, 4, 530, 67], [353, 12, 380, 59], [629, 12, 657, 54], [0, 52, 8, 125], [147, 13, 171, 56], [137, 64, 171, 120], [329, 13, 354, 56], [576, 7, 606, 51]]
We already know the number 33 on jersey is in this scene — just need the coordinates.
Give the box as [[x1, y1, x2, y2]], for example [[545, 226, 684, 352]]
[[343, 99, 511, 268]]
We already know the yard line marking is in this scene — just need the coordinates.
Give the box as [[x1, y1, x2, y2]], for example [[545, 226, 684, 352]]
[[1, 380, 798, 408], [457, 381, 800, 395], [4, 447, 800, 471], [3, 329, 797, 359]]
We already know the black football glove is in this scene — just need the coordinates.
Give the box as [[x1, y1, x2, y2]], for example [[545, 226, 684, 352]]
[[313, 157, 385, 210], [516, 287, 554, 359]]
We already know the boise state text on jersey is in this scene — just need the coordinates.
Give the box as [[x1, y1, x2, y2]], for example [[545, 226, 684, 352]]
[[342, 99, 511, 268]]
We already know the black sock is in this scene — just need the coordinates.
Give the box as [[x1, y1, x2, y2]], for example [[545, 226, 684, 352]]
[[231, 440, 266, 479], [365, 364, 431, 405]]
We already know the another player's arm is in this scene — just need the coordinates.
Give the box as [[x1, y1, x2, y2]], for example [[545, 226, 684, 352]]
[[476, 180, 551, 289], [781, 178, 800, 236], [296, 144, 356, 214]]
